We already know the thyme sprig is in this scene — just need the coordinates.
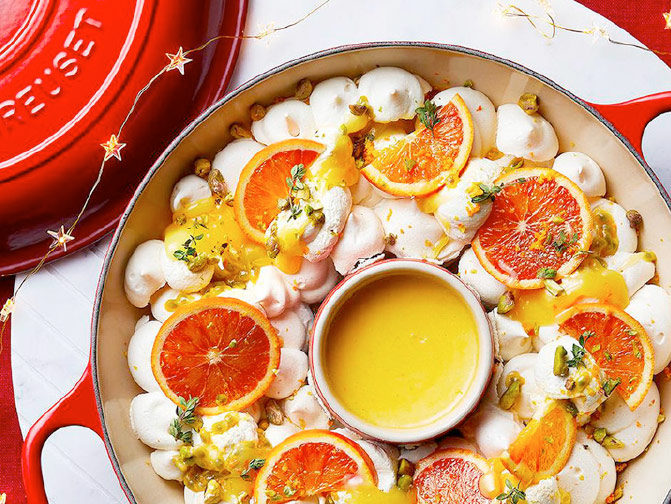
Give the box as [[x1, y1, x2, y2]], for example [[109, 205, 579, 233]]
[[552, 230, 579, 253], [416, 100, 441, 135], [567, 331, 595, 369], [285, 163, 307, 220], [173, 233, 204, 262], [496, 480, 526, 504], [240, 458, 266, 480], [168, 396, 199, 444], [471, 183, 503, 203]]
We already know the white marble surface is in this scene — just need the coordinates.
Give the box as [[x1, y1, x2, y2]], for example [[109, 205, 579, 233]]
[[12, 0, 671, 501]]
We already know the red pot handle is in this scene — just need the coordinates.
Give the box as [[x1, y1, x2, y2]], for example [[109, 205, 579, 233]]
[[22, 366, 104, 504], [588, 91, 671, 159]]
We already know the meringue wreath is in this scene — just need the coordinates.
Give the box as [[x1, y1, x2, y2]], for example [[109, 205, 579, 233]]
[[124, 67, 669, 504]]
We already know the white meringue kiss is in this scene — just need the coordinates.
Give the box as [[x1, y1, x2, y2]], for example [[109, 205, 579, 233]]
[[160, 249, 214, 293], [552, 152, 606, 197], [150, 450, 182, 481], [124, 240, 167, 308], [252, 99, 316, 145], [499, 353, 544, 421], [170, 174, 212, 212], [265, 348, 309, 399], [458, 247, 507, 307], [591, 198, 638, 254], [211, 138, 264, 193], [496, 104, 559, 161], [304, 186, 352, 262], [488, 309, 533, 361], [130, 392, 183, 450], [592, 383, 660, 462], [270, 304, 314, 351], [127, 319, 162, 392], [282, 385, 330, 430], [281, 257, 339, 304], [251, 266, 300, 318], [310, 77, 362, 130], [330, 205, 385, 275], [625, 284, 671, 373], [358, 67, 424, 123], [373, 199, 449, 260]]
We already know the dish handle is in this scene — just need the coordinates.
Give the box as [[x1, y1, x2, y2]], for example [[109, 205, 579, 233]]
[[589, 91, 671, 158], [21, 366, 104, 504]]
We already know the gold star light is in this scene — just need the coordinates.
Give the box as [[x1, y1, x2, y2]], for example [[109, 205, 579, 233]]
[[1, 299, 14, 323], [664, 11, 671, 30], [165, 47, 192, 75], [100, 134, 126, 161], [47, 226, 75, 251]]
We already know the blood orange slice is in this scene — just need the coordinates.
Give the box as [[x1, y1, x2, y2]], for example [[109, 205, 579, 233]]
[[472, 168, 593, 289], [151, 297, 280, 415], [414, 446, 490, 504], [253, 430, 377, 504], [234, 139, 325, 244], [361, 95, 473, 197], [501, 400, 577, 484], [558, 303, 654, 410]]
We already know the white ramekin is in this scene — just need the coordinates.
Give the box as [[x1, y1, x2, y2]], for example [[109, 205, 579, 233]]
[[309, 258, 495, 444]]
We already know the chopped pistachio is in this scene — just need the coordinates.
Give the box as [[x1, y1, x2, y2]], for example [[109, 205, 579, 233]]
[[266, 235, 280, 259], [564, 401, 579, 417], [230, 123, 252, 139], [398, 458, 415, 477], [385, 233, 397, 246], [498, 377, 522, 410], [544, 279, 565, 297], [497, 291, 515, 314], [593, 427, 607, 444], [602, 377, 621, 396], [194, 157, 212, 178], [463, 79, 474, 88], [295, 78, 313, 100], [349, 103, 368, 116], [250, 103, 267, 121], [602, 435, 625, 449], [626, 209, 643, 232], [207, 169, 227, 195], [187, 255, 208, 272], [554, 346, 569, 377], [564, 377, 576, 390], [397, 474, 413, 492], [518, 93, 539, 114], [265, 399, 284, 425]]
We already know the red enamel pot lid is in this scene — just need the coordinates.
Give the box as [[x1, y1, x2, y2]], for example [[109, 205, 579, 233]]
[[0, 0, 247, 275]]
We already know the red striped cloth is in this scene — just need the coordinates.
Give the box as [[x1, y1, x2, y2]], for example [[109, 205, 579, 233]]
[[0, 275, 25, 503], [580, 0, 671, 67]]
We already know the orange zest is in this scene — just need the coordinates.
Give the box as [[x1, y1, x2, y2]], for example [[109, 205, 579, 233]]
[[253, 430, 377, 504], [234, 139, 325, 244], [151, 297, 280, 415], [501, 400, 577, 484], [558, 303, 654, 410], [361, 94, 473, 197], [414, 446, 490, 504], [472, 168, 593, 289]]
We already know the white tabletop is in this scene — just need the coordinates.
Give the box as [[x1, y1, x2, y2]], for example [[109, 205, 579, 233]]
[[12, 0, 671, 501]]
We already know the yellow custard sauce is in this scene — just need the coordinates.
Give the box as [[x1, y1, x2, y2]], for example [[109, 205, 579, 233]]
[[507, 258, 629, 331], [324, 273, 480, 429]]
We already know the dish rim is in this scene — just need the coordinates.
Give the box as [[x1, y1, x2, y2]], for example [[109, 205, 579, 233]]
[[89, 41, 671, 503]]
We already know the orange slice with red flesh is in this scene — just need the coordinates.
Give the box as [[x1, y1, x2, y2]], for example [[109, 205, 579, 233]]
[[414, 446, 490, 504], [472, 168, 593, 289], [558, 303, 654, 410], [501, 400, 577, 484], [151, 297, 280, 415], [234, 139, 325, 244], [253, 430, 377, 504], [361, 94, 473, 197]]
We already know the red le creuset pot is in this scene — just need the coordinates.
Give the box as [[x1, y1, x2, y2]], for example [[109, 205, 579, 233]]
[[0, 0, 248, 275], [17, 43, 671, 504]]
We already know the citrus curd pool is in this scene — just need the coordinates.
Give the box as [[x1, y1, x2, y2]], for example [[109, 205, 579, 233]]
[[324, 273, 480, 430]]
